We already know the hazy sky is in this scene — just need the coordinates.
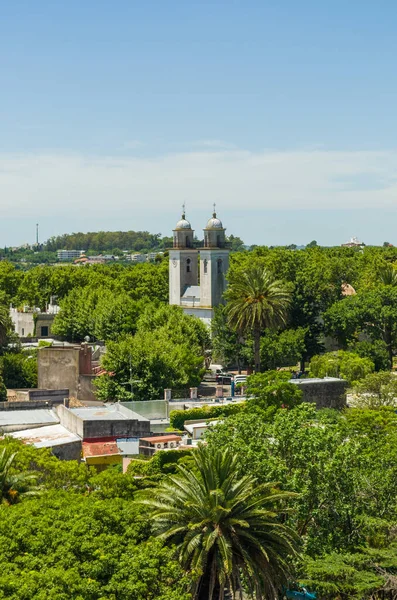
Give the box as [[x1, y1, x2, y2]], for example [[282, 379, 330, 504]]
[[1, 1, 397, 246]]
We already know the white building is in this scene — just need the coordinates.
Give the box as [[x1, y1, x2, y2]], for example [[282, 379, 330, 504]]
[[169, 209, 230, 325], [57, 249, 85, 261]]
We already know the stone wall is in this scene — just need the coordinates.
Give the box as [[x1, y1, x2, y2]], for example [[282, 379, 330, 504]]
[[291, 378, 347, 409], [38, 347, 80, 398], [51, 440, 82, 461]]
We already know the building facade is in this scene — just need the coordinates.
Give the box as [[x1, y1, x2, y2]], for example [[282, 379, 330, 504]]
[[169, 209, 230, 325]]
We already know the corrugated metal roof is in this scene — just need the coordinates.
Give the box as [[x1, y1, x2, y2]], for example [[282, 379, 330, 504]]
[[82, 441, 120, 458]]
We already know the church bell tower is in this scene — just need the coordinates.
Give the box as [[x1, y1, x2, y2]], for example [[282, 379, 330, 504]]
[[199, 206, 229, 309], [169, 207, 198, 305]]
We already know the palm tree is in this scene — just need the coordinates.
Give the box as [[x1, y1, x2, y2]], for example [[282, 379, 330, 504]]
[[378, 264, 397, 287], [225, 266, 292, 372], [136, 445, 299, 600], [0, 447, 39, 505]]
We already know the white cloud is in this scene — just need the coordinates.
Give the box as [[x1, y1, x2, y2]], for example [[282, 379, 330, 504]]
[[0, 148, 396, 230]]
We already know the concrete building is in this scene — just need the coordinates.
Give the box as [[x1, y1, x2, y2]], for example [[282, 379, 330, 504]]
[[11, 424, 81, 461], [139, 434, 182, 457], [291, 377, 347, 409], [38, 345, 97, 401], [56, 403, 150, 440], [57, 249, 84, 261], [10, 307, 58, 338], [169, 207, 229, 325]]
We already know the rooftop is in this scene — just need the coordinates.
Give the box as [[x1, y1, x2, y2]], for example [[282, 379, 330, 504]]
[[82, 440, 120, 458], [140, 434, 182, 444], [0, 409, 59, 428], [69, 404, 149, 422], [10, 424, 80, 448]]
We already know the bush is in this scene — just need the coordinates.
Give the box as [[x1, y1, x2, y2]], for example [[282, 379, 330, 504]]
[[310, 351, 374, 386], [169, 403, 244, 430]]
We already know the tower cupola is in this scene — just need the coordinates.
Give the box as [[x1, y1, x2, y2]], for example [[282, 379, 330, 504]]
[[173, 205, 194, 248], [204, 205, 226, 248]]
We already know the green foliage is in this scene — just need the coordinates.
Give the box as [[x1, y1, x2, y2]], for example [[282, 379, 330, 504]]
[[169, 402, 244, 430], [310, 351, 374, 386], [226, 265, 292, 372], [260, 327, 307, 370], [348, 339, 390, 372], [45, 229, 171, 254], [0, 447, 39, 505], [136, 445, 299, 599], [0, 352, 38, 388], [96, 335, 204, 401], [353, 371, 397, 408], [246, 370, 303, 416]]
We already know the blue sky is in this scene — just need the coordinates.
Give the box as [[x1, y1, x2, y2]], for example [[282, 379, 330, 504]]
[[1, 1, 397, 246]]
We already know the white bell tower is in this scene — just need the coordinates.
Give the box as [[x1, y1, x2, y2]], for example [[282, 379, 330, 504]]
[[169, 207, 198, 306], [200, 205, 229, 309]]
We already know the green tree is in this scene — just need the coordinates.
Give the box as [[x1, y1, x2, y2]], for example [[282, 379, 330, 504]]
[[136, 445, 299, 600], [0, 352, 38, 388], [310, 351, 374, 386], [260, 327, 307, 371], [95, 329, 205, 401], [353, 371, 397, 408], [226, 266, 292, 372]]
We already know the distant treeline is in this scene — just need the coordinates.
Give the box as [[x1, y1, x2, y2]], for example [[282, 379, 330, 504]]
[[45, 231, 173, 253], [44, 231, 245, 254]]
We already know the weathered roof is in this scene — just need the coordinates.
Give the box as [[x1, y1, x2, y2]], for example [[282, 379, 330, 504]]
[[116, 440, 140, 455], [82, 441, 120, 458], [0, 409, 59, 428], [10, 424, 80, 448], [69, 405, 148, 421], [140, 434, 182, 444]]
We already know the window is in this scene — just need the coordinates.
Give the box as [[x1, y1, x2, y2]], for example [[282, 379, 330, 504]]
[[217, 258, 223, 274], [173, 235, 177, 247], [41, 326, 49, 337], [186, 236, 191, 248], [186, 258, 191, 273], [204, 259, 208, 274], [21, 328, 24, 336]]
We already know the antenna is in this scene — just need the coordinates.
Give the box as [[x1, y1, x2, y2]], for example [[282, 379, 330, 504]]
[[36, 223, 39, 246], [182, 202, 186, 218]]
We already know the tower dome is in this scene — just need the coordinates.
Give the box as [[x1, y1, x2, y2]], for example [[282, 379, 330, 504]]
[[203, 206, 226, 248], [175, 216, 192, 230], [205, 213, 223, 229], [173, 206, 194, 248]]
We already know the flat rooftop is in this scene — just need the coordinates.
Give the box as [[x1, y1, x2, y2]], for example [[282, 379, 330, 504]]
[[69, 405, 149, 422], [10, 424, 80, 448], [0, 409, 59, 427], [290, 377, 346, 385]]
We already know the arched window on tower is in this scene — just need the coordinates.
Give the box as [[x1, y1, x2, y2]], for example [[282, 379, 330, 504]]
[[217, 258, 223, 274], [187, 258, 191, 273], [173, 235, 177, 247], [217, 235, 221, 247], [204, 259, 208, 274], [186, 236, 191, 248]]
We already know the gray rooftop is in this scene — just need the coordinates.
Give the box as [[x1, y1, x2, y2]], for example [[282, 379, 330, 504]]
[[290, 377, 345, 385], [69, 404, 149, 422], [10, 424, 80, 448], [182, 285, 201, 299], [0, 409, 59, 428]]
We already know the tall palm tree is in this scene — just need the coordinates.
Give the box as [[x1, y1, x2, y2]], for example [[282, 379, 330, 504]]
[[136, 445, 299, 600], [0, 447, 39, 505], [225, 266, 292, 372]]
